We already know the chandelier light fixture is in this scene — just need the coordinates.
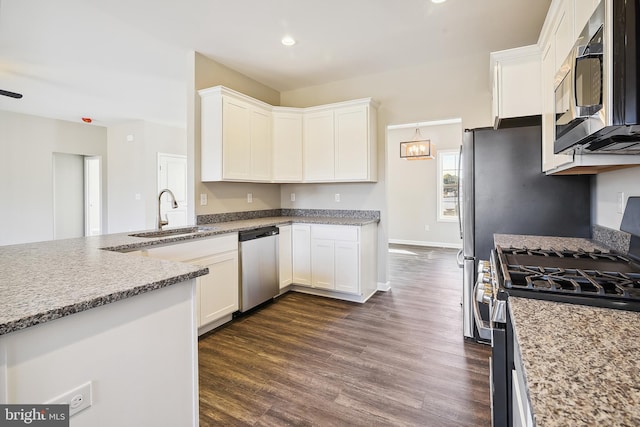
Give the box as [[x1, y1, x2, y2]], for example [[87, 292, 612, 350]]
[[400, 127, 434, 160]]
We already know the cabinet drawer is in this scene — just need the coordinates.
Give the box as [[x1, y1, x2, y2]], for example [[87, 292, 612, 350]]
[[143, 233, 238, 262], [311, 225, 359, 241]]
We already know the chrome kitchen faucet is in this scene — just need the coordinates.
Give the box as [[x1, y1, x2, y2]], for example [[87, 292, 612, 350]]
[[157, 188, 178, 229]]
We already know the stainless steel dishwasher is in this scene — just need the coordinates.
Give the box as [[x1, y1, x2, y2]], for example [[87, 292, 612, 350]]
[[238, 226, 279, 312]]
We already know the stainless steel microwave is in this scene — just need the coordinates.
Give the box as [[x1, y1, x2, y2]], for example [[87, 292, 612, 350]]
[[554, 0, 640, 155]]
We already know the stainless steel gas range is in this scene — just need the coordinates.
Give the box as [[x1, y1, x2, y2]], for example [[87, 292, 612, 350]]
[[488, 241, 640, 427]]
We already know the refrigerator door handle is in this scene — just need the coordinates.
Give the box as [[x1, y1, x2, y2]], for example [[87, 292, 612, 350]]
[[456, 249, 464, 268], [457, 144, 463, 240]]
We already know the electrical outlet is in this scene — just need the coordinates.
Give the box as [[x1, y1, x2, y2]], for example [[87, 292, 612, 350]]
[[247, 193, 253, 203], [200, 193, 208, 206], [47, 382, 92, 417], [335, 193, 341, 202], [617, 192, 625, 214], [134, 193, 141, 201], [290, 193, 296, 202]]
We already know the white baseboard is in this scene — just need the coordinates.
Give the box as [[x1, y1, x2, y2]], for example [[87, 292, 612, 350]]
[[388, 239, 462, 249], [377, 281, 391, 291]]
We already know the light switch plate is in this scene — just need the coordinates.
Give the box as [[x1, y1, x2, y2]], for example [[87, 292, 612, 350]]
[[247, 193, 253, 203], [200, 193, 207, 206]]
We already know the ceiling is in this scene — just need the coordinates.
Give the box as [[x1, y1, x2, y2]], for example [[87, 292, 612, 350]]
[[0, 0, 551, 127]]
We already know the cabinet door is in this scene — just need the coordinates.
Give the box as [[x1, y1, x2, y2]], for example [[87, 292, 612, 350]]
[[222, 97, 251, 180], [196, 251, 239, 327], [311, 239, 335, 290], [492, 47, 542, 122], [278, 225, 293, 288], [554, 0, 575, 68], [334, 241, 360, 294], [272, 112, 303, 182], [574, 0, 598, 40], [292, 224, 311, 286], [250, 107, 272, 181], [334, 105, 369, 181], [303, 110, 335, 181]]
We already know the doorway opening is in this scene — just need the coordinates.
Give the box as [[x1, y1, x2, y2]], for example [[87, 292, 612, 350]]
[[53, 153, 102, 239]]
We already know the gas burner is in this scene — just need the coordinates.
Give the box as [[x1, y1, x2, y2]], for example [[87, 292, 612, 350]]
[[495, 245, 640, 310], [505, 265, 640, 298], [502, 246, 630, 262]]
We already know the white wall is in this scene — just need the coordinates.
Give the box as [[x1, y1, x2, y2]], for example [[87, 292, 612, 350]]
[[0, 110, 107, 246], [107, 120, 186, 233], [387, 121, 463, 248], [593, 167, 640, 229]]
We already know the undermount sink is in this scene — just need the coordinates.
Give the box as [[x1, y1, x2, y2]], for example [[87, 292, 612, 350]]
[[129, 226, 217, 239]]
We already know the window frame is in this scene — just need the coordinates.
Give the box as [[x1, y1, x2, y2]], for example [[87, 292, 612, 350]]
[[436, 149, 460, 223]]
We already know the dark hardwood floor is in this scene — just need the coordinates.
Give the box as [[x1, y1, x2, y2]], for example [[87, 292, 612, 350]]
[[199, 245, 491, 426]]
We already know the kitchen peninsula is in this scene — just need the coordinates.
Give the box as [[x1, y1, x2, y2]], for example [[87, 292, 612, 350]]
[[0, 209, 379, 426]]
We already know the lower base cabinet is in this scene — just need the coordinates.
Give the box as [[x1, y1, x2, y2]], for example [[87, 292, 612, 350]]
[[142, 233, 239, 335], [194, 251, 239, 327], [287, 222, 377, 302]]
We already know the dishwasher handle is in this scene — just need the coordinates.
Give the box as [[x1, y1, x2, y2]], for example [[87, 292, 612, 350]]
[[238, 226, 279, 242]]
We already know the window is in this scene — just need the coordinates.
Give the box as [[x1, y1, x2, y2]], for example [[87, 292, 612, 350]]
[[437, 149, 460, 222]]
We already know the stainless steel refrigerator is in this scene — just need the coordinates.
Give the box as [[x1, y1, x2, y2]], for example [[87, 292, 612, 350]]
[[459, 125, 591, 342]]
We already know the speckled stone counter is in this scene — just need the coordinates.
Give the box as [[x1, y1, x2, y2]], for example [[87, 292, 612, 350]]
[[0, 238, 208, 336], [509, 297, 640, 427], [494, 233, 610, 252], [1, 214, 379, 336]]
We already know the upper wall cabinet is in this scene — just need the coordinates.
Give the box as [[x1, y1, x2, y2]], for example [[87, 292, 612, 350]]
[[303, 101, 378, 182], [490, 45, 542, 127], [272, 109, 303, 182], [200, 86, 272, 182], [199, 85, 378, 183]]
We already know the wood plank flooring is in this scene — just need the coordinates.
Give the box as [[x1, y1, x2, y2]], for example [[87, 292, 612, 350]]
[[199, 245, 491, 426]]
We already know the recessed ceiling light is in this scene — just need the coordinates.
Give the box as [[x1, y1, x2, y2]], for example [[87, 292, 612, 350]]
[[431, 0, 447, 3], [281, 36, 296, 46]]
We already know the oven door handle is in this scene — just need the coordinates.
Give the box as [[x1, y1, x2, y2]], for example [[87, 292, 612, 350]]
[[473, 280, 493, 341]]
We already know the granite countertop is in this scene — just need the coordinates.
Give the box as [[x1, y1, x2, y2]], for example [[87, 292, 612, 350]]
[[509, 298, 640, 426], [0, 215, 379, 336], [100, 215, 379, 252], [494, 233, 610, 252]]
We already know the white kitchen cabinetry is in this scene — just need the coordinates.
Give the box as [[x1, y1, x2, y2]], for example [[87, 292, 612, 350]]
[[142, 233, 239, 335], [272, 110, 303, 182], [335, 104, 375, 181], [304, 101, 377, 182], [200, 86, 377, 183], [194, 251, 239, 327], [490, 45, 542, 127], [287, 222, 376, 302], [278, 224, 293, 289], [574, 0, 600, 39], [292, 224, 311, 286], [553, 0, 575, 70], [200, 86, 272, 182], [310, 225, 360, 293], [303, 109, 335, 181]]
